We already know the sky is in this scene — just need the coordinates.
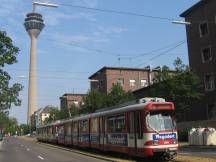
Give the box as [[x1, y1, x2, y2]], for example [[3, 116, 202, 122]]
[[0, 0, 199, 123]]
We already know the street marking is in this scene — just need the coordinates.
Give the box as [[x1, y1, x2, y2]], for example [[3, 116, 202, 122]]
[[21, 144, 24, 147], [26, 148, 30, 151], [38, 155, 44, 160]]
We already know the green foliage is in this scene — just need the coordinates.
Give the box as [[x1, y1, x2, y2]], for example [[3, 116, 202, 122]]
[[81, 89, 106, 113], [150, 57, 203, 114], [44, 107, 71, 124], [178, 129, 189, 142], [81, 84, 134, 114], [0, 31, 23, 112], [69, 104, 81, 117], [19, 124, 30, 135], [106, 84, 135, 107]]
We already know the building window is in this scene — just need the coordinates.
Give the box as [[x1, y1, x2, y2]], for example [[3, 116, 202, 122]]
[[117, 78, 124, 86], [204, 73, 215, 91], [129, 79, 136, 87], [72, 100, 79, 106], [201, 47, 212, 63], [140, 79, 148, 87], [199, 21, 209, 37]]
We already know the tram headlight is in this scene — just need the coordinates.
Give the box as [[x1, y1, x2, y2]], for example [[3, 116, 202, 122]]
[[173, 139, 178, 144], [152, 140, 159, 145], [144, 140, 159, 146]]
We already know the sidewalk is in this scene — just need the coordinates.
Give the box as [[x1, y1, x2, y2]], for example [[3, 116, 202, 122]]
[[179, 142, 216, 151]]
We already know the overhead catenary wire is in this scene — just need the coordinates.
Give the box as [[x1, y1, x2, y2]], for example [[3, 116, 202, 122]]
[[135, 40, 186, 68], [42, 35, 187, 59], [57, 3, 175, 21]]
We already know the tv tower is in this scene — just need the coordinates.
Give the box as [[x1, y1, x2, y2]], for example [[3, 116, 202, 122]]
[[24, 1, 58, 124]]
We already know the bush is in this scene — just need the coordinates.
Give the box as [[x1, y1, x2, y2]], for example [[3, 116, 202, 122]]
[[178, 129, 189, 142]]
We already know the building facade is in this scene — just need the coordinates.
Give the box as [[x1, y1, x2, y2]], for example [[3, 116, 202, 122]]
[[60, 93, 86, 110], [30, 106, 56, 128], [89, 66, 162, 94], [181, 0, 216, 120]]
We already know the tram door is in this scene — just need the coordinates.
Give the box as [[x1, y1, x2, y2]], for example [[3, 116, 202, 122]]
[[129, 111, 143, 155], [99, 116, 105, 151]]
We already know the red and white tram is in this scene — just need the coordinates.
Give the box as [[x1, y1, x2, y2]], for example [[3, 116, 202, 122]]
[[37, 98, 178, 160]]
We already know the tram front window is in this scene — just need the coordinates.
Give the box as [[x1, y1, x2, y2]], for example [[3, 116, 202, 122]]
[[147, 110, 176, 132]]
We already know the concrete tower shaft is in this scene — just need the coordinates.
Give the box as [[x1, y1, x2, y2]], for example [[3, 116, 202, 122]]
[[24, 12, 45, 124]]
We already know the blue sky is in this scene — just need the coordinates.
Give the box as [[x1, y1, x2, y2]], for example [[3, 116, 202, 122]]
[[0, 0, 199, 123]]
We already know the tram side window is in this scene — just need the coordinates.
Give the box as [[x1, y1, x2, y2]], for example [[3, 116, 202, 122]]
[[107, 114, 125, 132], [73, 122, 78, 133], [91, 118, 98, 133], [66, 124, 71, 135], [81, 120, 88, 132], [107, 117, 115, 132], [115, 115, 125, 132], [129, 112, 135, 133]]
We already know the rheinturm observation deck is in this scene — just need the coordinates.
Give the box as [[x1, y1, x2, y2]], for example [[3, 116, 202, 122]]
[[24, 12, 45, 124]]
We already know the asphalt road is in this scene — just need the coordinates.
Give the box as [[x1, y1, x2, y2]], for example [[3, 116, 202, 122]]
[[179, 149, 216, 159], [0, 137, 107, 162]]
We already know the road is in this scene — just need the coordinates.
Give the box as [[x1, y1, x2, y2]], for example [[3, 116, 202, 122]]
[[1, 137, 216, 162], [179, 149, 216, 159], [0, 137, 107, 162]]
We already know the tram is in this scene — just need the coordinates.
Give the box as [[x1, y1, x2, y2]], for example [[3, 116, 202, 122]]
[[37, 98, 178, 160]]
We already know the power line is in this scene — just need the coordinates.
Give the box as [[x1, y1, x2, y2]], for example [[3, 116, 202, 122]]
[[136, 40, 186, 67], [43, 35, 187, 60], [57, 3, 175, 21], [130, 40, 186, 59]]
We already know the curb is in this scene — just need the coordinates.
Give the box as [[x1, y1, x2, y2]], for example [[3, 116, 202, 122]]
[[180, 145, 216, 151]]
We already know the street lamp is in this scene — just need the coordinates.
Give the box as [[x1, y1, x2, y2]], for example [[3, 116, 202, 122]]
[[172, 20, 191, 25], [33, 1, 59, 12]]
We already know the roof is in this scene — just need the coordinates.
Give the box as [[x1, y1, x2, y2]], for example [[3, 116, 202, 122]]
[[180, 0, 210, 17], [88, 66, 163, 79], [41, 106, 56, 114], [60, 93, 87, 98]]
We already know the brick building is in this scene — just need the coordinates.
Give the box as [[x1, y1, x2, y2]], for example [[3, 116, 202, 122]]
[[180, 0, 216, 120], [60, 93, 86, 110], [88, 66, 162, 94]]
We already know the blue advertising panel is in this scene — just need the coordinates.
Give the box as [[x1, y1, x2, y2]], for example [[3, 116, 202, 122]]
[[107, 133, 128, 146], [80, 134, 89, 142], [90, 134, 99, 143]]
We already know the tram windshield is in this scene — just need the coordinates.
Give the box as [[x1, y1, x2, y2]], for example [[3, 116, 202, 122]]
[[146, 110, 176, 132]]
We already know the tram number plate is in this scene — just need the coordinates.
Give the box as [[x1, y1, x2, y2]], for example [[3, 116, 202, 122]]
[[153, 133, 176, 140]]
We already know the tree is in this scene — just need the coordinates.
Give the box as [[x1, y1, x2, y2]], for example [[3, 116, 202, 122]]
[[150, 57, 203, 115], [81, 84, 135, 114], [106, 83, 134, 107], [81, 89, 106, 113], [44, 107, 71, 124], [0, 31, 23, 112]]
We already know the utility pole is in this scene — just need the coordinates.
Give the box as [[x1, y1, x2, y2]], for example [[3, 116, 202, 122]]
[[24, 1, 58, 124]]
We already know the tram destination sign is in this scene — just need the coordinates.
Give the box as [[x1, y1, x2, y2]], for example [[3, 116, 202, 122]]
[[153, 133, 176, 140]]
